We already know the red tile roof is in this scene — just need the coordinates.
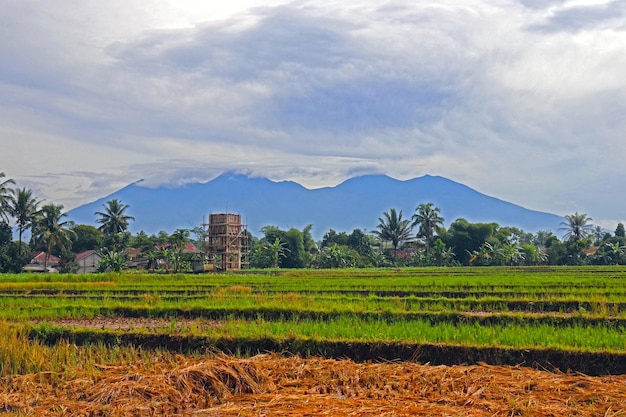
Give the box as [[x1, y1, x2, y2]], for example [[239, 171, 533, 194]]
[[75, 250, 101, 262], [31, 252, 60, 266]]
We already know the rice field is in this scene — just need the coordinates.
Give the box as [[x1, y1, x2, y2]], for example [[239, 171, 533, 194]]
[[2, 266, 626, 415], [3, 267, 626, 357]]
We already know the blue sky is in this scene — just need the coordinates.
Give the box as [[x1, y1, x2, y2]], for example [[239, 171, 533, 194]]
[[1, 0, 625, 230]]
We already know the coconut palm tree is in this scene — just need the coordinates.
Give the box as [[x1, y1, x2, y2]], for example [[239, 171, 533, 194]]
[[534, 230, 554, 248], [31, 204, 75, 270], [559, 212, 594, 242], [95, 199, 135, 235], [9, 187, 40, 255], [372, 208, 413, 259], [0, 171, 15, 223], [593, 225, 604, 246], [411, 202, 445, 255], [170, 228, 190, 250]]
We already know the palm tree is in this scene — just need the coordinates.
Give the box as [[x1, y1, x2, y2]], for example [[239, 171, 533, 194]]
[[559, 212, 594, 242], [31, 204, 75, 270], [95, 199, 135, 235], [9, 187, 40, 255], [372, 208, 413, 259], [593, 225, 604, 246], [534, 230, 554, 248], [170, 228, 190, 250], [411, 202, 444, 255], [0, 171, 15, 223]]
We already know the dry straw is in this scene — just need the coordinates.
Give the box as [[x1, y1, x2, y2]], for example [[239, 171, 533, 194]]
[[2, 353, 626, 416]]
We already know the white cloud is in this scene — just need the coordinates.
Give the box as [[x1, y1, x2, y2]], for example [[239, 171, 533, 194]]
[[1, 0, 625, 228]]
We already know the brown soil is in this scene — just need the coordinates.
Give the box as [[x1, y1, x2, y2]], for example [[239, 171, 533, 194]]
[[2, 354, 626, 416], [45, 317, 222, 332]]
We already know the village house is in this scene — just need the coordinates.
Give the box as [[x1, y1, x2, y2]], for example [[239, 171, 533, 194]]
[[75, 250, 103, 274], [22, 251, 60, 273]]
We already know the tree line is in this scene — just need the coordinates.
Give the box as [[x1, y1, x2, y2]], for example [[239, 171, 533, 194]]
[[251, 205, 619, 269], [1, 170, 624, 272]]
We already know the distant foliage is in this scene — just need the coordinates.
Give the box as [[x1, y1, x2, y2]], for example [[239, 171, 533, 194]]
[[0, 168, 619, 271]]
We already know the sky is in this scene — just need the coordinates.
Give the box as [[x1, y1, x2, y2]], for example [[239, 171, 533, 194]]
[[1, 0, 625, 231]]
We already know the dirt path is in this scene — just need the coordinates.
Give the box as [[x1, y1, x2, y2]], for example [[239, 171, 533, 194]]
[[45, 317, 222, 332]]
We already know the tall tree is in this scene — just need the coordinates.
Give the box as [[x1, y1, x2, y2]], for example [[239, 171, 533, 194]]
[[533, 230, 555, 248], [130, 230, 157, 254], [0, 221, 26, 273], [31, 204, 75, 270], [559, 212, 594, 242], [281, 228, 306, 268], [9, 187, 40, 254], [0, 171, 15, 223], [443, 218, 498, 265], [593, 225, 604, 246], [411, 202, 444, 255], [70, 224, 103, 253], [301, 224, 316, 258], [95, 199, 135, 235], [321, 229, 349, 248], [372, 208, 413, 259], [170, 228, 190, 249], [347, 228, 373, 257]]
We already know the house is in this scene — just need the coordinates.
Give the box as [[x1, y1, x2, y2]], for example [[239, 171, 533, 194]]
[[75, 250, 103, 274], [127, 248, 141, 263], [126, 248, 146, 270], [22, 251, 60, 273]]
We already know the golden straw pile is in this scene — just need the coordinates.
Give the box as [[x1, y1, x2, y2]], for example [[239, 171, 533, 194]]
[[2, 354, 626, 416]]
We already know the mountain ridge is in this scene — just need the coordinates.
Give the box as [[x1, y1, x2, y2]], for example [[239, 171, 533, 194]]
[[67, 173, 564, 239]]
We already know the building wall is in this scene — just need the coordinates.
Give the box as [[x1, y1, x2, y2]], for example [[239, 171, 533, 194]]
[[78, 253, 101, 274]]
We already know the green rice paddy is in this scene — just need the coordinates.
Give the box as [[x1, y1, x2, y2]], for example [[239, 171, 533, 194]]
[[2, 266, 626, 362]]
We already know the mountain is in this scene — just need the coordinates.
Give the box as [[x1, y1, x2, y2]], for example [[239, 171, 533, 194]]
[[67, 173, 564, 239]]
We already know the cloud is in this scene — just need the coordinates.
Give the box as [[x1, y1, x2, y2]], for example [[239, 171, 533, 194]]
[[1, 0, 626, 228], [528, 0, 626, 33], [519, 0, 568, 10], [93, 3, 485, 154]]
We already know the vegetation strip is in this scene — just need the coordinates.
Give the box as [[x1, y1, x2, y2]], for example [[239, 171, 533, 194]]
[[30, 327, 626, 376], [31, 316, 625, 353], [3, 267, 626, 376], [19, 306, 626, 328]]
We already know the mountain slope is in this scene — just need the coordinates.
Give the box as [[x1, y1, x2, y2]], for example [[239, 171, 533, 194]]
[[67, 173, 564, 239]]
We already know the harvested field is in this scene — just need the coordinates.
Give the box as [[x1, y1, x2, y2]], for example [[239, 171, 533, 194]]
[[4, 268, 626, 414], [2, 354, 626, 416]]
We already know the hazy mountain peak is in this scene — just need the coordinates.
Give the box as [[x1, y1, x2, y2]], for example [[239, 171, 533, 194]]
[[68, 173, 564, 238]]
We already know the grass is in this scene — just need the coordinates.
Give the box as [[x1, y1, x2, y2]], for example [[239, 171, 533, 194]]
[[3, 266, 626, 372], [36, 315, 624, 353], [4, 267, 626, 416], [0, 321, 181, 378]]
